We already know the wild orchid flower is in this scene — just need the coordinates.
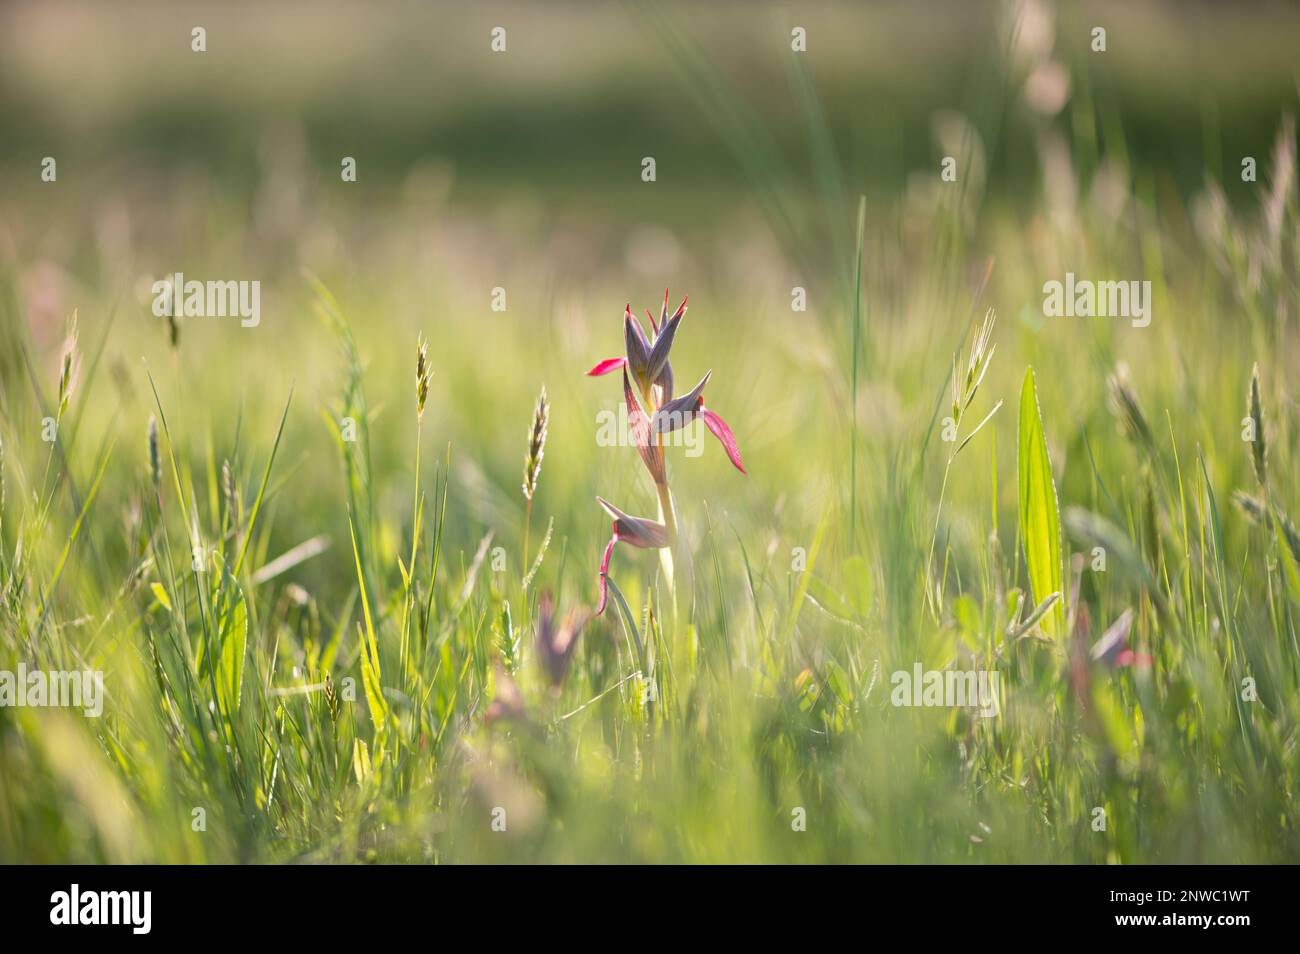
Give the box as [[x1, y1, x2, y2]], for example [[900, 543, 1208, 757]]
[[485, 666, 525, 724], [1090, 608, 1152, 669], [534, 591, 590, 686], [595, 497, 670, 615], [588, 290, 745, 614]]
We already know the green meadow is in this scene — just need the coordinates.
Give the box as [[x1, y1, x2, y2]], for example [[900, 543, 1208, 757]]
[[1, 1, 1298, 863]]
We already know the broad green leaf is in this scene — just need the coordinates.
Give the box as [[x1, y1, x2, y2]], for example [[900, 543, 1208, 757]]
[[1017, 367, 1063, 638]]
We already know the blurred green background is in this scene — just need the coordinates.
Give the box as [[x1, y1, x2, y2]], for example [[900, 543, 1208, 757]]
[[1, 1, 1299, 863]]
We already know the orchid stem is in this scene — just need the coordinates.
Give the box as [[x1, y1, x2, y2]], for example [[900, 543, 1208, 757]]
[[655, 478, 680, 618]]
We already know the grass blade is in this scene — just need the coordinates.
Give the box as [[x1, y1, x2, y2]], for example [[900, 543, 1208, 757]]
[[1017, 367, 1063, 638]]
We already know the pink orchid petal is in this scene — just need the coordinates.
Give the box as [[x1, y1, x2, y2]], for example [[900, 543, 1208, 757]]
[[623, 368, 664, 483], [1116, 649, 1153, 669], [624, 376, 650, 445], [1090, 608, 1135, 666], [596, 533, 618, 615], [626, 302, 651, 340], [655, 358, 674, 405], [534, 590, 589, 685], [645, 295, 688, 383], [624, 305, 651, 383], [596, 497, 669, 548], [587, 357, 627, 377], [652, 370, 710, 435], [701, 407, 746, 474]]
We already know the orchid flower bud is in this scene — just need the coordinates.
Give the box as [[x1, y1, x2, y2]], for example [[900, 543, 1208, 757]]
[[534, 591, 590, 686], [594, 497, 669, 614]]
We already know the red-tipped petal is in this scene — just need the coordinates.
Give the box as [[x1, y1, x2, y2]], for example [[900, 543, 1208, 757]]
[[652, 369, 710, 435], [587, 357, 627, 377], [701, 407, 746, 474], [596, 533, 617, 615], [645, 303, 686, 383], [625, 303, 651, 343]]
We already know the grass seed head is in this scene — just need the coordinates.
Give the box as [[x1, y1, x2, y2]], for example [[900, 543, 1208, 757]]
[[324, 672, 339, 722], [221, 458, 239, 516], [1233, 490, 1300, 563], [147, 415, 161, 491], [57, 310, 80, 419], [415, 334, 431, 418], [1107, 362, 1155, 454], [522, 385, 549, 501], [1248, 362, 1266, 487], [953, 308, 996, 425]]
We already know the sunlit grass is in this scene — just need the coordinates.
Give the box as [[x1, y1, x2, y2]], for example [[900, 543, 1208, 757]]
[[1, 3, 1298, 865]]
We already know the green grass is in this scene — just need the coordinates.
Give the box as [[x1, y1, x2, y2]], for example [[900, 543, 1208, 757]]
[[1, 3, 1299, 865]]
